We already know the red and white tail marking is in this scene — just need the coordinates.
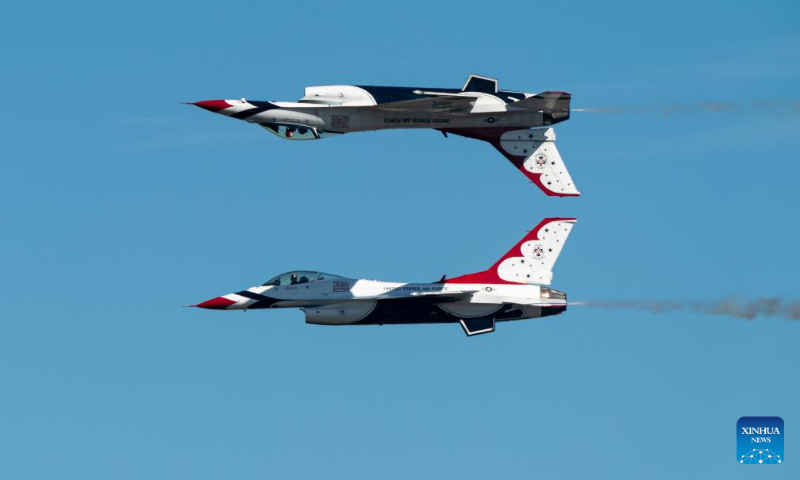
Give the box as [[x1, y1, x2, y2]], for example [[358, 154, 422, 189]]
[[447, 218, 577, 285], [499, 128, 579, 197]]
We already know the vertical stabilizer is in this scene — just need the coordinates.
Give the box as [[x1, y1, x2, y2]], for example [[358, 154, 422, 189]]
[[447, 218, 577, 285]]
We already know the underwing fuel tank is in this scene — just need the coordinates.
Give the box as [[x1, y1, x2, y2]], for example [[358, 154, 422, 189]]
[[303, 301, 377, 325]]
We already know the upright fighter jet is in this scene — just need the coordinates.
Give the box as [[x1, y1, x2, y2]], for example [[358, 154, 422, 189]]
[[191, 218, 576, 336], [189, 75, 578, 197]]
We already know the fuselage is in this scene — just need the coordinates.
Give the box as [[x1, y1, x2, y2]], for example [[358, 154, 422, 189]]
[[194, 272, 567, 327], [239, 101, 547, 135], [193, 83, 568, 138]]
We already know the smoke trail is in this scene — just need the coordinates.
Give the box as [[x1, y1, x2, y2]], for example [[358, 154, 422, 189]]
[[570, 296, 800, 321], [572, 100, 800, 116]]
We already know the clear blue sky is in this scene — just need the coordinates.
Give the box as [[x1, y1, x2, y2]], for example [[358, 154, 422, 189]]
[[1, 1, 798, 478]]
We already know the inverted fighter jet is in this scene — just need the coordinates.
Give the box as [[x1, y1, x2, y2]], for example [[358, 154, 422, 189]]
[[191, 218, 576, 336], [189, 75, 578, 197]]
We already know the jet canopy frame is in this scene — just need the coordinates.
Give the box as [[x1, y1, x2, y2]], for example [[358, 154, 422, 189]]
[[262, 271, 344, 287]]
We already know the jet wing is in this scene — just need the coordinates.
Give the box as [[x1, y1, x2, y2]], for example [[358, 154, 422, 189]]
[[373, 290, 477, 303], [374, 95, 477, 113]]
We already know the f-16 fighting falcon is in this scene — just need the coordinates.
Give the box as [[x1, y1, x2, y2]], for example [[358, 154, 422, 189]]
[[189, 75, 578, 197], [191, 218, 576, 336]]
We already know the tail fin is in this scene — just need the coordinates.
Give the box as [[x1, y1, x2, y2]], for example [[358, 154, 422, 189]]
[[499, 127, 579, 196], [446, 218, 576, 285], [439, 127, 579, 196]]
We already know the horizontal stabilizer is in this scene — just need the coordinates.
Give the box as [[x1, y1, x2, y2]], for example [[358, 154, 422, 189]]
[[508, 92, 571, 123], [460, 317, 495, 336], [509, 91, 571, 111]]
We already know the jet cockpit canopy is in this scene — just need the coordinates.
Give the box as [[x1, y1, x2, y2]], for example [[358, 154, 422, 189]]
[[262, 271, 343, 287], [259, 123, 320, 140]]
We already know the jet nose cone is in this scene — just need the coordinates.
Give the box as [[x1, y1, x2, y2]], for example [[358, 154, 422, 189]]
[[190, 100, 233, 113], [194, 296, 237, 310]]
